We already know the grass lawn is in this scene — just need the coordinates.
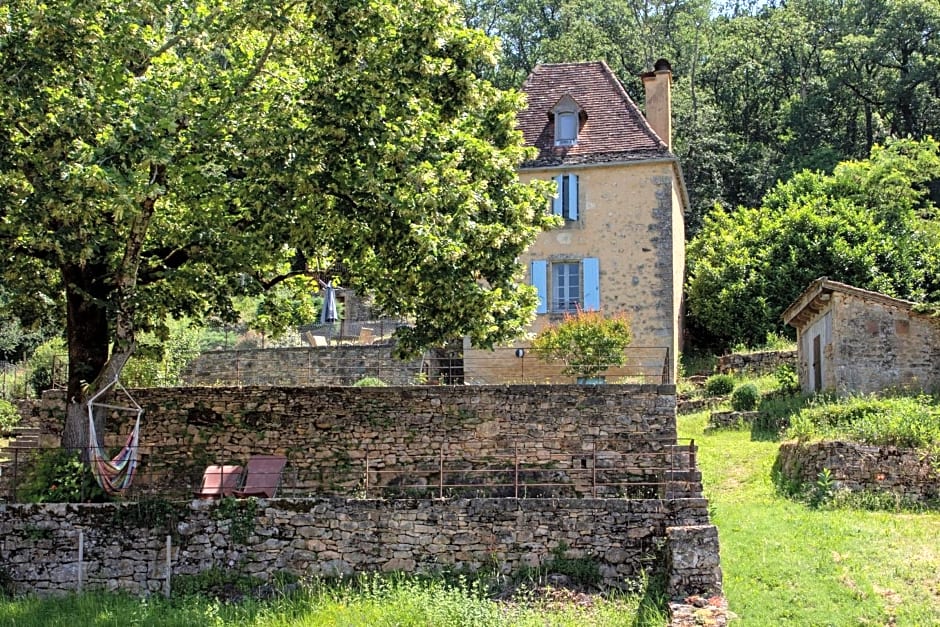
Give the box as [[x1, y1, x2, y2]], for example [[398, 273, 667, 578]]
[[0, 574, 665, 626], [680, 411, 940, 626]]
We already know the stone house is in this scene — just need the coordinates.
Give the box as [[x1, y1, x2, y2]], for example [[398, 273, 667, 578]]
[[464, 60, 689, 383], [781, 277, 940, 395]]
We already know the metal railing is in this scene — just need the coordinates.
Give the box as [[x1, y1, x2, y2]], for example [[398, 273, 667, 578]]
[[0, 440, 699, 503]]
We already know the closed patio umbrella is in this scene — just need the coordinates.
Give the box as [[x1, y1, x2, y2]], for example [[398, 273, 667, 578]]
[[320, 282, 338, 343]]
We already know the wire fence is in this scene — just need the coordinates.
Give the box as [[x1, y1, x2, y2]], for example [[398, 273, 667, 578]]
[[0, 440, 699, 504], [1, 345, 671, 398]]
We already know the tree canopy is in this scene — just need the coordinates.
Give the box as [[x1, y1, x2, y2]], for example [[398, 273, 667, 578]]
[[458, 0, 940, 234], [685, 137, 940, 350], [0, 0, 555, 447]]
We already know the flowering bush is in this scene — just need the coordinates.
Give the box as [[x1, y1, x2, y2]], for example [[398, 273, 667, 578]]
[[531, 309, 632, 379]]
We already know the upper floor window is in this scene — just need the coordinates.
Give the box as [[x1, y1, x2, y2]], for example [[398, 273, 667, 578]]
[[552, 94, 583, 147], [551, 174, 579, 221]]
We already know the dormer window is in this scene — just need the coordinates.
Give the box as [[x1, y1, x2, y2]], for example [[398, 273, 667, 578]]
[[552, 94, 584, 147]]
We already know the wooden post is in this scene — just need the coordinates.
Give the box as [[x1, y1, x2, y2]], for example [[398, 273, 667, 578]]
[[439, 445, 444, 499], [164, 535, 172, 598], [77, 530, 84, 593]]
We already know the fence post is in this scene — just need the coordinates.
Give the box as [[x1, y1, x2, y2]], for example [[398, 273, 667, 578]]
[[164, 535, 172, 598], [514, 444, 519, 499], [439, 445, 444, 499], [689, 439, 696, 470], [77, 529, 84, 593]]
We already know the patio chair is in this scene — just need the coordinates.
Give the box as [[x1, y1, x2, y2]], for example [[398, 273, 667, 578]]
[[193, 464, 244, 499], [232, 455, 288, 498]]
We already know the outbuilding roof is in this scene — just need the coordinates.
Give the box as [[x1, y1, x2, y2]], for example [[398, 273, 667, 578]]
[[518, 61, 670, 168], [782, 277, 919, 329]]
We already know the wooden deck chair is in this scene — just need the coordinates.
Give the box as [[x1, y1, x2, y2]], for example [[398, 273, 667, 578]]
[[232, 455, 287, 498], [194, 464, 244, 499]]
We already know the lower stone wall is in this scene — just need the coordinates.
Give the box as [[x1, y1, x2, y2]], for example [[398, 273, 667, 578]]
[[716, 350, 796, 376], [0, 497, 720, 599], [775, 441, 939, 504]]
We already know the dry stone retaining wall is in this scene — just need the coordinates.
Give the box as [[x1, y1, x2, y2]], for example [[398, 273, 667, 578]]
[[716, 350, 796, 376], [0, 497, 720, 599], [183, 345, 424, 386], [776, 441, 939, 504], [31, 385, 688, 500]]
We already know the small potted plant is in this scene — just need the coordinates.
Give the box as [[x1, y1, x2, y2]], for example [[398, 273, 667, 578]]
[[531, 309, 633, 384]]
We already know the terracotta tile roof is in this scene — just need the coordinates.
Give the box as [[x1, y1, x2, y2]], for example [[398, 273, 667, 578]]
[[518, 61, 669, 168]]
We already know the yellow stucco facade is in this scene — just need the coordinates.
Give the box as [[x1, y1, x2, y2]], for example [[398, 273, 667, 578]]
[[464, 158, 686, 384], [463, 61, 687, 385]]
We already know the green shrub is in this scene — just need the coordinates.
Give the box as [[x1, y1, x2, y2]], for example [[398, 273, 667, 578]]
[[0, 398, 20, 432], [531, 309, 632, 378], [353, 376, 388, 387], [704, 373, 734, 396], [774, 363, 800, 394], [24, 337, 66, 397], [19, 449, 108, 503], [731, 383, 760, 411]]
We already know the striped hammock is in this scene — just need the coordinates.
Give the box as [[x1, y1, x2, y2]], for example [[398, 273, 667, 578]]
[[86, 378, 143, 496]]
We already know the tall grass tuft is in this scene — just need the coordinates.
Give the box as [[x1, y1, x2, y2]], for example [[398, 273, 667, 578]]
[[787, 393, 940, 451]]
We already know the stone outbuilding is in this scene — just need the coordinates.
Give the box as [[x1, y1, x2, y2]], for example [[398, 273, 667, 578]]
[[781, 277, 940, 395]]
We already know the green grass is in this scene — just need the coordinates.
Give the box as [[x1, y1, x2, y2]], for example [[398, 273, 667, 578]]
[[787, 393, 940, 452], [0, 572, 667, 626], [680, 411, 940, 626]]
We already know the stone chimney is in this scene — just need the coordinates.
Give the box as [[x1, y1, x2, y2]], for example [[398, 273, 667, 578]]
[[641, 58, 672, 150]]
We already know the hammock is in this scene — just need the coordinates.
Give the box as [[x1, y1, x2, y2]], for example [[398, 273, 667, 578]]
[[86, 377, 143, 495]]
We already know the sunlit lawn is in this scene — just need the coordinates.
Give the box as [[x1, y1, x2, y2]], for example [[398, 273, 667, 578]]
[[680, 411, 940, 626]]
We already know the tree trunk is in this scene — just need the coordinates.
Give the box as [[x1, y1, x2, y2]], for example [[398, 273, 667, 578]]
[[61, 266, 111, 452]]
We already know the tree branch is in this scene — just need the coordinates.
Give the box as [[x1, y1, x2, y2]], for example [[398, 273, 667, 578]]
[[234, 31, 278, 100]]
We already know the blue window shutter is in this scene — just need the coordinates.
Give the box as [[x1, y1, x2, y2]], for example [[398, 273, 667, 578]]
[[531, 260, 548, 314], [582, 257, 600, 310], [568, 175, 579, 221], [552, 176, 563, 216]]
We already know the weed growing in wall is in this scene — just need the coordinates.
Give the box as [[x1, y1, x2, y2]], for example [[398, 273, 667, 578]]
[[112, 498, 181, 536], [213, 497, 258, 545]]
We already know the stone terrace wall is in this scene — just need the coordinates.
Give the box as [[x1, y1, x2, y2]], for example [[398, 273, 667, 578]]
[[183, 345, 424, 386], [776, 441, 939, 504], [716, 350, 796, 376], [0, 497, 720, 599], [31, 385, 690, 500]]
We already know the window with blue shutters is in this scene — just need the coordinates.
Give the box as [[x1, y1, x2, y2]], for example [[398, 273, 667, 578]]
[[530, 257, 599, 314]]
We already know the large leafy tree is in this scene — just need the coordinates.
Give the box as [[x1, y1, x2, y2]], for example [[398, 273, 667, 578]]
[[686, 138, 940, 350], [0, 0, 555, 448]]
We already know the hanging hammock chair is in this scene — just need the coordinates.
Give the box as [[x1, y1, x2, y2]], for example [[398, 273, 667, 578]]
[[86, 377, 143, 495]]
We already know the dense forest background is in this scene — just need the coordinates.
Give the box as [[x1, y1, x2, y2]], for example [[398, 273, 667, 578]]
[[459, 0, 940, 234], [460, 0, 940, 350]]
